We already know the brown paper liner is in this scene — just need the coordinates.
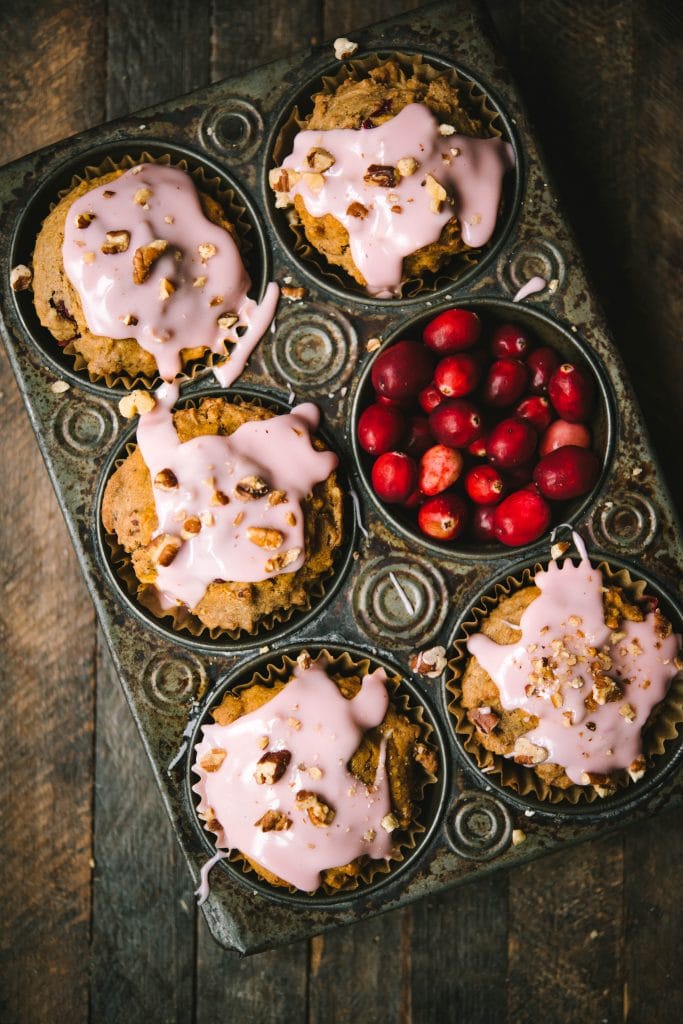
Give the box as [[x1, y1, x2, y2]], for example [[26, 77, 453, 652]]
[[446, 559, 683, 805], [195, 649, 439, 895], [46, 151, 255, 390], [102, 395, 343, 643], [271, 52, 506, 299]]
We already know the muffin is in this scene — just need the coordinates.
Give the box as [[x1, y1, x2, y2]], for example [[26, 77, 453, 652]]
[[102, 384, 343, 636], [454, 534, 682, 800], [32, 161, 278, 385], [269, 58, 514, 297], [192, 650, 439, 893]]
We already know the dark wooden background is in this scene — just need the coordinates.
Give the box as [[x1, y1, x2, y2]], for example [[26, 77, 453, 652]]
[[1, 2, 681, 1022]]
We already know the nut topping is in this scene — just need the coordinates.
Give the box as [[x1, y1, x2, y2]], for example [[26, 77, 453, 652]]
[[199, 748, 227, 772], [253, 749, 291, 785], [295, 790, 335, 827], [118, 389, 156, 418], [619, 702, 637, 722], [132, 239, 169, 284], [235, 475, 270, 500], [413, 742, 438, 776], [591, 674, 622, 706], [363, 164, 398, 188], [193, 275, 207, 288], [254, 809, 292, 832], [265, 547, 301, 573], [628, 755, 647, 782], [154, 468, 179, 490], [381, 812, 399, 833], [180, 516, 202, 540], [267, 490, 288, 506], [210, 489, 230, 507], [512, 736, 548, 765], [159, 277, 175, 300], [148, 533, 182, 568], [10, 264, 32, 291], [75, 211, 96, 229], [217, 313, 239, 330], [467, 707, 500, 736], [246, 526, 284, 550], [425, 173, 448, 213], [438, 123, 456, 136], [333, 36, 358, 59], [580, 772, 617, 798], [122, 313, 138, 327], [101, 229, 130, 254], [346, 201, 369, 219], [198, 242, 217, 262], [306, 147, 335, 172], [409, 645, 447, 678], [301, 171, 325, 193], [396, 156, 419, 177], [133, 186, 152, 206], [281, 285, 306, 301], [297, 651, 312, 670]]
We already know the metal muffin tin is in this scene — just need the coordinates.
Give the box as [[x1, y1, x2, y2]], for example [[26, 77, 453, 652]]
[[1, 0, 682, 955]]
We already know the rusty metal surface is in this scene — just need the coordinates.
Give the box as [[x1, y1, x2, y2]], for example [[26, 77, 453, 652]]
[[0, 0, 681, 955]]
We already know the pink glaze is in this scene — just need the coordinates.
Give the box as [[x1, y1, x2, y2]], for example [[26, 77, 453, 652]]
[[62, 163, 279, 384], [136, 383, 338, 609], [192, 661, 395, 892], [467, 534, 681, 783], [195, 850, 228, 906], [513, 275, 546, 302], [278, 103, 514, 296]]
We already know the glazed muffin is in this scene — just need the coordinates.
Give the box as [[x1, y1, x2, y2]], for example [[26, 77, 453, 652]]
[[456, 535, 682, 799], [102, 385, 343, 635], [192, 651, 439, 893], [32, 162, 278, 385], [269, 58, 514, 297]]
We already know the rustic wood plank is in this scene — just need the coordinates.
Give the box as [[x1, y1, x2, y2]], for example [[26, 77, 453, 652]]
[[211, 1, 323, 80], [323, 0, 424, 42], [506, 835, 624, 1023], [89, 632, 196, 1024], [409, 876, 508, 1022]]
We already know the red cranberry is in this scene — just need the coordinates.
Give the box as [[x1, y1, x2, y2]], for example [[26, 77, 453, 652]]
[[539, 419, 591, 456], [527, 346, 561, 393], [375, 392, 413, 411], [515, 395, 553, 432], [418, 383, 444, 414], [419, 444, 464, 496], [422, 308, 481, 353], [357, 403, 405, 455], [487, 417, 537, 468], [371, 451, 418, 504], [533, 446, 600, 500], [548, 362, 596, 422], [470, 504, 498, 543], [491, 323, 534, 360], [430, 399, 484, 448], [468, 433, 489, 459], [465, 465, 505, 505], [417, 493, 469, 541], [493, 489, 551, 546], [371, 340, 434, 400], [503, 459, 535, 488], [483, 358, 528, 407], [404, 416, 433, 458], [434, 352, 482, 398]]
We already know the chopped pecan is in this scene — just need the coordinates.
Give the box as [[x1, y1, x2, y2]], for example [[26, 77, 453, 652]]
[[306, 147, 335, 172], [254, 809, 292, 832], [467, 707, 500, 736], [180, 516, 201, 540], [133, 186, 152, 206], [295, 790, 335, 827], [628, 755, 647, 782], [580, 772, 617, 798], [265, 547, 301, 573], [133, 239, 169, 284], [381, 812, 399, 833], [75, 211, 96, 229], [159, 277, 175, 300], [654, 609, 673, 639], [282, 285, 306, 301], [413, 742, 438, 776], [591, 674, 622, 706], [154, 468, 178, 490], [346, 201, 369, 219], [118, 389, 156, 418], [267, 490, 288, 506], [246, 526, 284, 550], [301, 171, 325, 194], [512, 736, 548, 765], [425, 173, 448, 213], [10, 264, 32, 291], [101, 229, 130, 254], [333, 36, 358, 59], [396, 156, 419, 177], [217, 313, 239, 330], [198, 242, 217, 262], [122, 313, 138, 326], [619, 703, 637, 722], [199, 748, 227, 772], [363, 164, 398, 188], [438, 123, 456, 136], [147, 533, 182, 568], [254, 749, 291, 785], [297, 650, 312, 670], [409, 645, 447, 678], [235, 475, 270, 500]]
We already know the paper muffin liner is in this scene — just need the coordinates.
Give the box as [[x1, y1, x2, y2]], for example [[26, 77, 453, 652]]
[[42, 150, 256, 390], [271, 52, 507, 299], [102, 394, 344, 643], [446, 558, 683, 805], [193, 649, 439, 896]]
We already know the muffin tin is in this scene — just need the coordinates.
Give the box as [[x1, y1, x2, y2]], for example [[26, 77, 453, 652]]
[[0, 0, 682, 954]]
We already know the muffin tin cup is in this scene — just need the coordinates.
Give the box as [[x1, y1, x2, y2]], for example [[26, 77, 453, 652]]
[[444, 541, 683, 823], [1, 0, 682, 953], [183, 643, 449, 907]]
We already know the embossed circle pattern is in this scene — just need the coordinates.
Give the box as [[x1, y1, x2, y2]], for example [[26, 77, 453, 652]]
[[497, 238, 566, 297], [353, 556, 449, 645], [266, 301, 358, 392], [200, 99, 264, 158], [592, 492, 658, 551], [53, 399, 118, 455], [447, 790, 512, 861], [142, 651, 208, 713]]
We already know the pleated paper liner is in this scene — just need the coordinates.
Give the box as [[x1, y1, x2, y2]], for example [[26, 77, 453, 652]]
[[270, 51, 510, 299], [40, 150, 257, 390], [101, 393, 345, 644], [446, 555, 683, 806], [191, 648, 439, 897]]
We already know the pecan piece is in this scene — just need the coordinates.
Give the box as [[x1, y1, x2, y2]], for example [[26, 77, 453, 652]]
[[247, 526, 284, 550], [199, 748, 227, 772], [217, 313, 239, 330], [147, 533, 182, 568], [306, 147, 335, 172], [628, 755, 647, 782], [254, 809, 292, 832], [101, 229, 130, 254], [363, 164, 398, 188], [591, 674, 622, 706], [347, 201, 369, 219], [333, 36, 358, 59], [265, 547, 301, 573], [75, 211, 96, 229], [302, 171, 325, 193], [198, 242, 217, 262], [295, 790, 335, 827], [409, 645, 447, 678], [10, 264, 32, 291], [414, 742, 438, 776], [132, 239, 169, 284], [158, 277, 175, 300], [133, 186, 152, 206], [512, 736, 548, 765], [154, 468, 178, 490], [254, 749, 291, 785], [425, 173, 448, 213], [118, 389, 156, 418], [381, 812, 399, 833], [235, 475, 270, 500], [281, 285, 306, 301], [467, 706, 500, 736], [580, 771, 617, 798]]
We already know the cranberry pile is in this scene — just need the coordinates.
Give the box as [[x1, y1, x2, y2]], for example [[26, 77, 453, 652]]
[[357, 308, 601, 547]]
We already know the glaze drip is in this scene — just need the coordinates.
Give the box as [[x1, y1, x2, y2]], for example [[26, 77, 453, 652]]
[[136, 383, 338, 609], [62, 164, 278, 384], [276, 103, 514, 296], [192, 662, 394, 892], [467, 534, 680, 784]]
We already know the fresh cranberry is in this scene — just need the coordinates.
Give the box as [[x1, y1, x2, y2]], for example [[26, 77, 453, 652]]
[[468, 433, 489, 459], [465, 465, 505, 505], [493, 489, 551, 546], [503, 459, 535, 488], [430, 399, 484, 448], [539, 419, 591, 456], [375, 392, 413, 411], [357, 403, 405, 455], [418, 383, 444, 414], [533, 446, 600, 500], [482, 358, 528, 407], [491, 323, 534, 360], [434, 352, 482, 398], [371, 452, 418, 504], [404, 416, 433, 458], [487, 417, 537, 468], [515, 395, 553, 433], [419, 444, 464, 496], [417, 493, 469, 541], [470, 504, 498, 543], [527, 346, 561, 393], [371, 340, 434, 400], [422, 308, 481, 353], [548, 362, 596, 422]]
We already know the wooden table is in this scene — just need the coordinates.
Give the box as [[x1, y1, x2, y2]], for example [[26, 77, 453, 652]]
[[1, 2, 681, 1022]]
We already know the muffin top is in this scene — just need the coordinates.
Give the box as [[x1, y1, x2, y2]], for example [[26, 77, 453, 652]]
[[465, 534, 681, 788], [61, 163, 278, 383]]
